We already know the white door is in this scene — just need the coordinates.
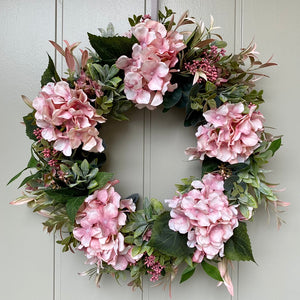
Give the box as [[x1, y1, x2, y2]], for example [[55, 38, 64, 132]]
[[1, 1, 299, 299]]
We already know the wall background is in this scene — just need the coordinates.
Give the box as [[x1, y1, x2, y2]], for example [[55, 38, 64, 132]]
[[1, 0, 299, 299]]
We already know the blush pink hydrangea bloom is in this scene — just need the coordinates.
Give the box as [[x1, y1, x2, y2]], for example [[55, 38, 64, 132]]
[[33, 81, 106, 156], [73, 182, 140, 271], [116, 19, 185, 110], [166, 173, 239, 263], [185, 103, 265, 164]]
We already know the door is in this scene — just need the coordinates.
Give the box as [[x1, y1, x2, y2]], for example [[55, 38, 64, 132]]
[[1, 1, 299, 299]]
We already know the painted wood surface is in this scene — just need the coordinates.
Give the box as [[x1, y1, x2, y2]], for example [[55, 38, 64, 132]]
[[1, 0, 299, 299], [0, 1, 55, 300]]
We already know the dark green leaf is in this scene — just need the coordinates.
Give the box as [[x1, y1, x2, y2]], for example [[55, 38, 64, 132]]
[[268, 138, 282, 156], [88, 34, 137, 64], [148, 212, 194, 257], [180, 266, 196, 283], [224, 222, 255, 262], [128, 17, 135, 27], [66, 196, 86, 223], [23, 112, 37, 141], [227, 163, 249, 174], [184, 108, 205, 127], [201, 261, 223, 282], [44, 188, 86, 204], [41, 54, 60, 87], [126, 193, 139, 204], [224, 175, 239, 192], [201, 157, 220, 177], [163, 88, 182, 109], [27, 153, 39, 168]]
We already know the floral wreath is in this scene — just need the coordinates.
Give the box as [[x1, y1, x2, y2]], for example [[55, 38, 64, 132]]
[[9, 8, 288, 296]]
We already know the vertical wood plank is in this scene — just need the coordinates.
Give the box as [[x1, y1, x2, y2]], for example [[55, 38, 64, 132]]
[[0, 1, 56, 300], [54, 1, 145, 300], [146, 1, 236, 300], [238, 0, 300, 299]]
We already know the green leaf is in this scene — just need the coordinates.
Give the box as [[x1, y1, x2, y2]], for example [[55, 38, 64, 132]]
[[224, 222, 255, 262], [7, 168, 28, 185], [41, 54, 60, 87], [93, 172, 114, 189], [124, 235, 134, 244], [87, 180, 98, 189], [201, 261, 223, 282], [180, 266, 196, 283], [211, 40, 227, 48], [239, 204, 252, 219], [133, 224, 148, 238], [44, 188, 85, 203], [205, 81, 217, 93], [88, 34, 137, 65], [121, 212, 147, 233], [66, 196, 87, 223], [268, 138, 282, 156], [80, 159, 90, 177], [131, 246, 142, 257], [148, 212, 194, 257], [150, 198, 164, 215], [18, 170, 43, 188], [23, 112, 37, 141], [8, 153, 39, 185], [245, 192, 258, 208]]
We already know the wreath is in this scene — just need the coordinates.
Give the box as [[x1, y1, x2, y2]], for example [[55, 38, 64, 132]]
[[9, 8, 288, 296]]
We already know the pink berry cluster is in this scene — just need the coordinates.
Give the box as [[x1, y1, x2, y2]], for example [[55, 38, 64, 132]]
[[205, 45, 226, 59], [184, 45, 226, 84], [185, 59, 218, 83], [144, 255, 165, 282], [33, 128, 43, 140]]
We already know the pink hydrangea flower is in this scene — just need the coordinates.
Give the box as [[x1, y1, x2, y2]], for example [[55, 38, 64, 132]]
[[166, 173, 239, 263], [185, 103, 265, 164], [116, 19, 185, 110], [73, 182, 140, 271], [33, 81, 106, 156]]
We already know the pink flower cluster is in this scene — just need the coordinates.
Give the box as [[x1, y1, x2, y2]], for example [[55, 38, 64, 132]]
[[116, 19, 186, 110], [186, 103, 265, 164], [33, 81, 106, 156], [73, 182, 140, 271], [166, 174, 239, 263], [144, 255, 164, 282]]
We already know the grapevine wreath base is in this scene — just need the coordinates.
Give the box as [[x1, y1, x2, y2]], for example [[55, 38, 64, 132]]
[[10, 8, 288, 296]]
